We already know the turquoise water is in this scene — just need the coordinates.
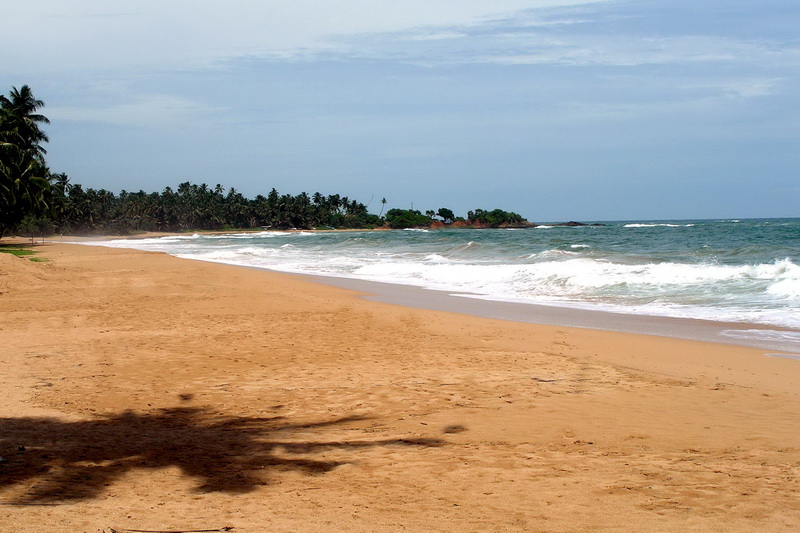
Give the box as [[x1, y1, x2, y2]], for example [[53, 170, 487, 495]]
[[86, 218, 799, 337]]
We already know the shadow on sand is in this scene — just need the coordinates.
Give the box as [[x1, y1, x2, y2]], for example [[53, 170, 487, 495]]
[[0, 407, 443, 503]]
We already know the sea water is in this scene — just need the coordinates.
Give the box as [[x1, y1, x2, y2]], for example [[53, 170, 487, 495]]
[[81, 218, 800, 350]]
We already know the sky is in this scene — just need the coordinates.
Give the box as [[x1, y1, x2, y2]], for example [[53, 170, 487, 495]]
[[3, 0, 799, 221]]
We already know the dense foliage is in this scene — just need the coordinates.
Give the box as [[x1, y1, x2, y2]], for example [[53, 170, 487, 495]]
[[0, 85, 52, 238], [39, 182, 382, 234], [384, 208, 434, 229], [1, 85, 532, 237], [466, 208, 525, 228]]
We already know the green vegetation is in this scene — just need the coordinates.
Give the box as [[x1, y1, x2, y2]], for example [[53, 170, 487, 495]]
[[384, 209, 433, 229], [466, 208, 526, 228], [437, 208, 456, 224], [39, 182, 382, 234], [0, 247, 35, 256], [0, 244, 44, 261], [1, 85, 52, 238], [1, 84, 533, 237]]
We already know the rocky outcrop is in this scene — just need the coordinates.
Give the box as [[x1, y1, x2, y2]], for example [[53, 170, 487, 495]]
[[551, 221, 606, 227]]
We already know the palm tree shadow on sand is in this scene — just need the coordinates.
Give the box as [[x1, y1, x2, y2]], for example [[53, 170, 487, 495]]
[[0, 407, 443, 503]]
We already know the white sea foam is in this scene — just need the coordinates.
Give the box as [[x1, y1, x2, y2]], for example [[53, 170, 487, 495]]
[[524, 249, 580, 260], [329, 257, 800, 327], [721, 329, 800, 343], [720, 329, 800, 353], [769, 277, 800, 298], [624, 223, 696, 228]]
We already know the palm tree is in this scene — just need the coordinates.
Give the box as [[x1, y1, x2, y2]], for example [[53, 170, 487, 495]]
[[0, 85, 51, 237], [51, 172, 71, 196], [44, 172, 70, 229], [0, 144, 50, 222], [0, 85, 50, 158]]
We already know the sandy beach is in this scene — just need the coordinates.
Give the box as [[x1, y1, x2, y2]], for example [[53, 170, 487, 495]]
[[1, 241, 799, 532]]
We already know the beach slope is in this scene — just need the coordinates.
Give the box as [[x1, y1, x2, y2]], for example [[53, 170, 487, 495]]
[[1, 242, 799, 532]]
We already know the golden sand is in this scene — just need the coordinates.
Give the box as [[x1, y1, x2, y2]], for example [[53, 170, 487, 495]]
[[1, 241, 798, 532]]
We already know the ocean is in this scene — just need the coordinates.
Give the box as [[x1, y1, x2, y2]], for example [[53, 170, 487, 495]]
[[81, 218, 800, 352]]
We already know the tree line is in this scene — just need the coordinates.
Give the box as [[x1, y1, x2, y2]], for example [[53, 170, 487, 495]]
[[40, 180, 383, 234], [1, 85, 529, 237]]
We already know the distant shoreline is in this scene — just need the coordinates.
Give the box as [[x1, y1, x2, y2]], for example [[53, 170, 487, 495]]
[[17, 221, 594, 242]]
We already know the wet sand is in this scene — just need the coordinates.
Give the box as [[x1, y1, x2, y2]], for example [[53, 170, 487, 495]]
[[1, 241, 799, 532], [296, 272, 800, 353]]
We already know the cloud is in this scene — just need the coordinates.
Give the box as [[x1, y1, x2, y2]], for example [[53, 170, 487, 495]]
[[473, 36, 790, 67], [47, 94, 214, 128], [3, 0, 611, 74], [687, 78, 784, 100], [9, 0, 797, 101], [272, 11, 800, 72]]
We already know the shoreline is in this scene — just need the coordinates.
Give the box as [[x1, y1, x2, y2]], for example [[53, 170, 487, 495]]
[[47, 231, 800, 354], [292, 271, 800, 354], [2, 241, 800, 530], [12, 240, 800, 388], [29, 240, 800, 389], [80, 252, 800, 354]]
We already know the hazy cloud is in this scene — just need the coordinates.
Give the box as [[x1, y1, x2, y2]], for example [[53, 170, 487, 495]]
[[3, 0, 612, 73], [47, 95, 215, 128]]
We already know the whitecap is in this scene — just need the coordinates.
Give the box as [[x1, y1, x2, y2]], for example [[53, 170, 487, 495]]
[[624, 223, 695, 228]]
